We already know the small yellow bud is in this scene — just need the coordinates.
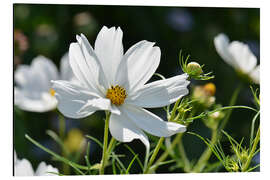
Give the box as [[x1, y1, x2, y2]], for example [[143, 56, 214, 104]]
[[203, 83, 216, 96], [186, 62, 203, 76], [64, 128, 86, 153]]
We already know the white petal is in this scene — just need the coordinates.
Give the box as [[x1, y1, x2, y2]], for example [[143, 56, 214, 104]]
[[31, 55, 59, 82], [122, 105, 186, 137], [94, 26, 124, 84], [15, 56, 58, 92], [249, 65, 260, 84], [15, 159, 35, 176], [14, 56, 59, 112], [77, 98, 120, 116], [35, 162, 59, 176], [52, 80, 102, 118], [79, 34, 110, 91], [228, 41, 257, 73], [60, 52, 74, 81], [109, 112, 149, 150], [126, 74, 189, 108], [214, 33, 238, 69], [14, 88, 57, 112], [69, 42, 106, 96], [115, 40, 161, 92]]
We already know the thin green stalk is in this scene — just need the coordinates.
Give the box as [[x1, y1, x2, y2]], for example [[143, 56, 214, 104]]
[[55, 110, 69, 174], [150, 133, 184, 172], [107, 137, 116, 157], [178, 138, 191, 172], [249, 111, 260, 150], [25, 134, 96, 171], [144, 98, 183, 173], [192, 128, 218, 172], [99, 111, 111, 175], [59, 113, 66, 141], [144, 137, 165, 173], [218, 84, 242, 132], [242, 127, 260, 172]]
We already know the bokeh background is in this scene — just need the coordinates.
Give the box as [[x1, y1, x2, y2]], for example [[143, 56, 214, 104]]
[[14, 4, 260, 174]]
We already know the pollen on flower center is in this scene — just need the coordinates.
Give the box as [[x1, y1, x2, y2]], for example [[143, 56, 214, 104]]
[[49, 88, 56, 96], [106, 85, 127, 106]]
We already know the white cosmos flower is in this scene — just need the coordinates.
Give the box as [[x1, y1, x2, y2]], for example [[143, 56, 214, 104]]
[[214, 33, 260, 84], [14, 151, 59, 176], [14, 54, 78, 112], [52, 26, 190, 149]]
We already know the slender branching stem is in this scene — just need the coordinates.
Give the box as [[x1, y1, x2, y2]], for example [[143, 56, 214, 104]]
[[144, 98, 182, 173], [242, 127, 260, 172], [99, 111, 111, 175], [192, 128, 218, 172], [178, 137, 191, 172], [144, 137, 165, 173]]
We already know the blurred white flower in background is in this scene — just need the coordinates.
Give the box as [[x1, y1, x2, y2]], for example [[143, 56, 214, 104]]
[[14, 151, 59, 176], [14, 54, 78, 112], [52, 26, 189, 149], [214, 33, 260, 84]]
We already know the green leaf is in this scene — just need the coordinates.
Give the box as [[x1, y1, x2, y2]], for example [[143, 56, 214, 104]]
[[124, 144, 144, 171], [126, 154, 139, 174], [85, 135, 103, 149], [25, 134, 98, 172]]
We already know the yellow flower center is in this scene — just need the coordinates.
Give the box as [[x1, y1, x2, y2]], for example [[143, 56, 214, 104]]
[[106, 85, 127, 106], [49, 88, 56, 96]]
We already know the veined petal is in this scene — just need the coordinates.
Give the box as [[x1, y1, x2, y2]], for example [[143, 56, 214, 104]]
[[249, 65, 260, 84], [77, 98, 120, 116], [78, 34, 109, 91], [115, 40, 161, 92], [69, 42, 105, 96], [214, 33, 238, 69], [52, 80, 102, 119], [228, 41, 257, 74], [15, 159, 35, 176], [122, 105, 186, 137], [126, 74, 189, 108], [94, 26, 124, 84], [35, 162, 59, 176], [109, 112, 149, 150]]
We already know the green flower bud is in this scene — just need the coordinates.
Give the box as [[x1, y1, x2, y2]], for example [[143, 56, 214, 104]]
[[226, 158, 239, 172], [240, 150, 249, 164], [186, 62, 203, 76]]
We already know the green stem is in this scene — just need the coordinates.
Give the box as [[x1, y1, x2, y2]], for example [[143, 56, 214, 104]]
[[144, 137, 165, 173], [242, 127, 260, 172], [151, 133, 183, 172], [99, 111, 111, 175], [249, 111, 260, 150], [144, 98, 183, 173], [106, 137, 116, 158], [59, 113, 66, 141], [55, 110, 69, 174], [178, 137, 191, 172], [192, 128, 218, 172], [218, 84, 242, 132], [25, 134, 92, 172]]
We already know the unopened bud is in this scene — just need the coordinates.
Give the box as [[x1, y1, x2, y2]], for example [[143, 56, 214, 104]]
[[203, 83, 216, 96], [186, 62, 203, 76]]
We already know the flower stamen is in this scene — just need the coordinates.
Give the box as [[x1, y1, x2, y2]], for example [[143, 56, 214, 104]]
[[106, 85, 127, 106], [50, 88, 56, 96]]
